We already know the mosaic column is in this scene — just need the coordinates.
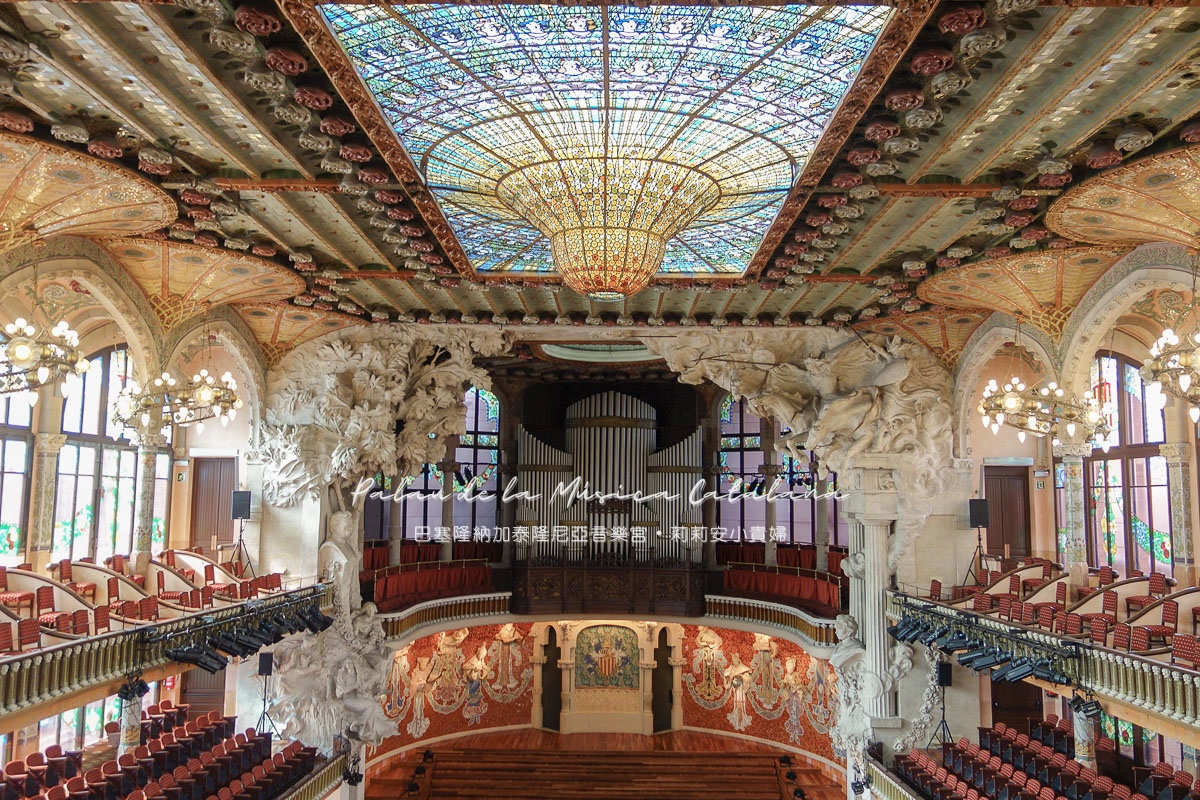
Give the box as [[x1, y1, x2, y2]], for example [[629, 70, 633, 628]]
[[439, 436, 458, 561], [118, 691, 143, 756], [28, 433, 67, 567], [1052, 442, 1092, 586], [1073, 711, 1097, 770], [1158, 442, 1196, 586], [131, 430, 168, 574]]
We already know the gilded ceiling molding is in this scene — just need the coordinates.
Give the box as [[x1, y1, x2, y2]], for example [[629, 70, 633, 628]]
[[233, 302, 368, 369], [854, 308, 991, 370], [1057, 242, 1198, 398], [0, 236, 163, 376], [746, 0, 940, 280], [1045, 144, 1200, 247], [916, 246, 1130, 341], [274, 0, 473, 277], [0, 132, 177, 253]]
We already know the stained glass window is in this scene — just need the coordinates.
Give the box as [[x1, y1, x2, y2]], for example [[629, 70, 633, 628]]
[[323, 4, 891, 278], [0, 396, 30, 565], [452, 387, 500, 536], [1075, 353, 1173, 576]]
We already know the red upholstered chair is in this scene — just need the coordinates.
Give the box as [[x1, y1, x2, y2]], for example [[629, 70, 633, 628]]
[[1057, 613, 1084, 638], [59, 561, 97, 603], [93, 605, 111, 634], [1032, 582, 1068, 618], [1079, 591, 1118, 637], [972, 593, 995, 612], [71, 609, 90, 635], [1171, 633, 1199, 669], [925, 579, 944, 601], [37, 586, 69, 628], [1142, 600, 1179, 646], [1078, 565, 1117, 600], [1130, 626, 1151, 652], [0, 566, 34, 616], [1112, 623, 1131, 651], [112, 555, 146, 587], [1022, 562, 1054, 593], [157, 572, 187, 603], [139, 596, 160, 621], [0, 621, 15, 655], [1126, 572, 1166, 614], [204, 565, 236, 598]]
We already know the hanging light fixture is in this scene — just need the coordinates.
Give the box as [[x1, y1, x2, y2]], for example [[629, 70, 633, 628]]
[[0, 317, 90, 405], [111, 326, 243, 435], [1140, 243, 1200, 422], [977, 339, 1112, 449]]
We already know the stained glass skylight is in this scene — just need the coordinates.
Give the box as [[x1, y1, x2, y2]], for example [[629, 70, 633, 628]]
[[323, 3, 891, 286]]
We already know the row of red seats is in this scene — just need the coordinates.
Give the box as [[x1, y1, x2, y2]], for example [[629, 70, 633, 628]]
[[723, 569, 842, 611], [373, 564, 492, 613]]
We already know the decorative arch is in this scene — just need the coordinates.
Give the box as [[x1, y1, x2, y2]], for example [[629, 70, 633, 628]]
[[1059, 243, 1196, 398], [0, 237, 162, 380], [952, 313, 1056, 461], [163, 307, 268, 438]]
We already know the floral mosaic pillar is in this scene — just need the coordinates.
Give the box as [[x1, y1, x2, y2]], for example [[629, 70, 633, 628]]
[[131, 430, 168, 573], [1052, 442, 1092, 585], [815, 476, 832, 573], [1159, 442, 1196, 586], [28, 433, 67, 569], [1073, 711, 1096, 769]]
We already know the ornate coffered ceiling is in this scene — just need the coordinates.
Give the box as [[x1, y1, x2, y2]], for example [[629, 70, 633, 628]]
[[0, 0, 1199, 365]]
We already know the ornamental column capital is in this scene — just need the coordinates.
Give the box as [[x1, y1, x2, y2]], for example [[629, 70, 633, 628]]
[[1052, 443, 1093, 460], [1158, 442, 1192, 464], [34, 432, 68, 453]]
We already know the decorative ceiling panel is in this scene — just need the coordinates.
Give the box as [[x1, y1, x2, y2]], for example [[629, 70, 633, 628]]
[[321, 3, 891, 279], [96, 238, 306, 331], [0, 133, 176, 252], [856, 308, 989, 369], [234, 302, 367, 367], [1046, 145, 1200, 248], [915, 246, 1128, 340]]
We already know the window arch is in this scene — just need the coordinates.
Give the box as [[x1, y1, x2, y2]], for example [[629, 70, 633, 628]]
[[54, 347, 171, 563], [0, 393, 32, 565], [1080, 351, 1171, 576]]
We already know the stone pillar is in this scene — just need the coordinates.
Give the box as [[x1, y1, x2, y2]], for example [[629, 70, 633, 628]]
[[815, 476, 831, 572], [702, 464, 720, 569], [842, 458, 900, 722], [118, 691, 142, 756], [1159, 443, 1196, 586], [131, 430, 169, 574], [1052, 441, 1092, 586], [28, 433, 67, 571], [439, 437, 458, 561], [760, 419, 780, 565]]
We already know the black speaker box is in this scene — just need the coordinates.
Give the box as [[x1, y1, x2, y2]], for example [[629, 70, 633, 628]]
[[969, 498, 990, 529], [258, 652, 274, 676], [231, 490, 252, 520], [938, 662, 953, 687]]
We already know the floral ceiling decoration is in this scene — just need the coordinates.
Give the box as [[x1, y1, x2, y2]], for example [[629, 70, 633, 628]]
[[321, 4, 892, 297], [0, 132, 176, 253], [855, 308, 990, 369], [1045, 144, 1200, 248], [915, 246, 1129, 340], [95, 238, 305, 332], [233, 302, 367, 368]]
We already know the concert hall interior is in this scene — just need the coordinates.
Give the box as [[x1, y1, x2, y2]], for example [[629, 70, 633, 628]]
[[2, 0, 1200, 797]]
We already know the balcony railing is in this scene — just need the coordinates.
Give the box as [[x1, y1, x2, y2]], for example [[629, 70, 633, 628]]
[[283, 754, 347, 800], [380, 593, 512, 641], [867, 757, 923, 800], [705, 595, 840, 648], [0, 584, 331, 719], [886, 591, 1200, 728]]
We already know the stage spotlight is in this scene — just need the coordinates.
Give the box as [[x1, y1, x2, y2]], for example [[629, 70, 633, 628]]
[[1032, 661, 1071, 686], [920, 626, 949, 646], [1079, 699, 1102, 719], [1001, 659, 1035, 682]]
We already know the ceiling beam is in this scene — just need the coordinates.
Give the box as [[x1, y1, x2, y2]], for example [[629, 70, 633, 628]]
[[213, 177, 343, 194]]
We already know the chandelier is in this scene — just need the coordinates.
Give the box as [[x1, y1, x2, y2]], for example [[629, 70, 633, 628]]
[[0, 317, 90, 405], [497, 159, 720, 301], [979, 375, 1112, 449], [112, 368, 242, 434], [1141, 245, 1200, 421]]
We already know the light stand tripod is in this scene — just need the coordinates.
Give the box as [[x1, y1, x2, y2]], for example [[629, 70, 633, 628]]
[[926, 684, 953, 749], [256, 661, 281, 738], [230, 517, 257, 579], [961, 526, 986, 587]]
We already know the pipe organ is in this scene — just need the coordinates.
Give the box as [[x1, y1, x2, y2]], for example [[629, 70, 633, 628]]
[[516, 391, 702, 566]]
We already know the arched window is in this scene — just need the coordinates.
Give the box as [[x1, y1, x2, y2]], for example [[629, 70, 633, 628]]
[[0, 394, 32, 565], [717, 396, 766, 538], [1082, 352, 1170, 577], [54, 347, 170, 562]]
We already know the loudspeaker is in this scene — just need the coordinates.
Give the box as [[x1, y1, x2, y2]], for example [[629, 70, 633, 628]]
[[969, 498, 990, 529], [231, 491, 251, 520], [258, 652, 273, 676], [938, 662, 953, 687]]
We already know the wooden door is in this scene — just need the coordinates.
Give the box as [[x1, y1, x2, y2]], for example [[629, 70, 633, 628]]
[[989, 679, 1042, 734], [983, 467, 1031, 558], [652, 629, 673, 733], [191, 458, 237, 550], [540, 628, 561, 731], [180, 668, 226, 716]]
